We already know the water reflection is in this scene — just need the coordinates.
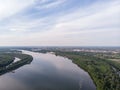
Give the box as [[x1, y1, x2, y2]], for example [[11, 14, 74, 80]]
[[0, 50, 96, 90]]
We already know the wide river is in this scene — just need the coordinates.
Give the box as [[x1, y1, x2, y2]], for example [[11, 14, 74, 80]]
[[0, 50, 96, 90]]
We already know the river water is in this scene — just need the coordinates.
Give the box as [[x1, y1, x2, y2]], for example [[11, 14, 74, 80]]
[[0, 50, 96, 90]]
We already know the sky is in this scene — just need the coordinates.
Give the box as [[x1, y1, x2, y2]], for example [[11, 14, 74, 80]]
[[0, 0, 120, 46]]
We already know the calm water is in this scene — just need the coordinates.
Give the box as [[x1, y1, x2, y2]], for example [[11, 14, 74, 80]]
[[0, 50, 96, 90]]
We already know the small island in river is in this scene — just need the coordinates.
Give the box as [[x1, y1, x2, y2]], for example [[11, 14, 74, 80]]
[[0, 49, 33, 75]]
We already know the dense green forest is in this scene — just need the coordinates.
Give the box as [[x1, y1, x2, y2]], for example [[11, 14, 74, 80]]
[[54, 51, 120, 90]]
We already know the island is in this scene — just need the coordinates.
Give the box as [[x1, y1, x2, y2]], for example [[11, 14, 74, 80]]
[[0, 49, 33, 75]]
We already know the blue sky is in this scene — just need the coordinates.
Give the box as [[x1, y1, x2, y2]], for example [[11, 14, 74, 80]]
[[0, 0, 120, 46]]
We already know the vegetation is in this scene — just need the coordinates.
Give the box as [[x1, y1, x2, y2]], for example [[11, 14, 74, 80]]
[[0, 50, 33, 75], [54, 51, 120, 90], [4, 47, 119, 90], [0, 54, 14, 67]]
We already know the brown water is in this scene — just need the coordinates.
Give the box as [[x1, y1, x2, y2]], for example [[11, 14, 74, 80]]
[[0, 50, 96, 90]]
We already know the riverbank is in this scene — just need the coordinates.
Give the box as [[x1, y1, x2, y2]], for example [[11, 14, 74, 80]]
[[54, 51, 120, 90]]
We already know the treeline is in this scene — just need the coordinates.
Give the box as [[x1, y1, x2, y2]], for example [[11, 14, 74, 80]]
[[55, 51, 120, 90]]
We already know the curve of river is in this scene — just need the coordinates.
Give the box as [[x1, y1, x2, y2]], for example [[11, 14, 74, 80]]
[[0, 50, 96, 90]]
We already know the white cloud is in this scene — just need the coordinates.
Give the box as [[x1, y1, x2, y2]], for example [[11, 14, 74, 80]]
[[0, 0, 119, 46], [0, 0, 34, 20], [51, 0, 120, 33], [35, 0, 66, 9], [30, 0, 120, 46]]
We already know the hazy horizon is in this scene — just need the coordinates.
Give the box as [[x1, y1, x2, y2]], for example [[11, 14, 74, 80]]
[[0, 0, 120, 46]]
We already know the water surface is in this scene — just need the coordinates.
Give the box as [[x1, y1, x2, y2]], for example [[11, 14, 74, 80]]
[[0, 50, 96, 90]]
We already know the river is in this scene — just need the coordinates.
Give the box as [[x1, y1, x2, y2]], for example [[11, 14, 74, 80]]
[[0, 50, 96, 90]]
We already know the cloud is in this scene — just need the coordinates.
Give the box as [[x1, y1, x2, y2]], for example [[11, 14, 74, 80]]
[[51, 0, 120, 32], [0, 0, 34, 21], [0, 0, 119, 46], [35, 0, 67, 9]]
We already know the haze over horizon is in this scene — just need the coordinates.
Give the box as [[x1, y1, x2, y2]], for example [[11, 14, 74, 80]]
[[0, 0, 120, 46]]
